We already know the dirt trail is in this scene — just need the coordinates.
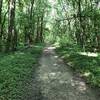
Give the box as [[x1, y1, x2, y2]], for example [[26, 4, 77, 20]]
[[24, 46, 99, 100]]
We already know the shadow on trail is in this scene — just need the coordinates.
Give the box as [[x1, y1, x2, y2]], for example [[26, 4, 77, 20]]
[[21, 64, 45, 100], [15, 47, 45, 100]]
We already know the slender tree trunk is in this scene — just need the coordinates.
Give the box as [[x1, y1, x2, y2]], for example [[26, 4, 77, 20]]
[[29, 0, 34, 45], [35, 16, 40, 42], [6, 0, 16, 52], [12, 27, 17, 51], [0, 0, 3, 51], [78, 0, 85, 48], [78, 0, 83, 46], [24, 27, 28, 46], [24, 0, 35, 46], [12, 2, 17, 51], [40, 14, 44, 42]]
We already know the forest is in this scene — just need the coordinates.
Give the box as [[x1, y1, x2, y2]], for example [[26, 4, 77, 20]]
[[0, 0, 100, 100]]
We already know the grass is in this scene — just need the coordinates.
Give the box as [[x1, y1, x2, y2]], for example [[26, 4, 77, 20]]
[[0, 44, 44, 100], [56, 44, 100, 87]]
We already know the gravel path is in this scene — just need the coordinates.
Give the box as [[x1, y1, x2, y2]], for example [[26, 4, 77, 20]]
[[24, 46, 100, 100]]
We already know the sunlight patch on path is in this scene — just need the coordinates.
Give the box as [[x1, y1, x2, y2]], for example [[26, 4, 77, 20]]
[[79, 52, 98, 57]]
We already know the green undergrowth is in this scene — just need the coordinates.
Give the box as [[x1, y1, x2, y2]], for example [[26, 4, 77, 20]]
[[0, 44, 44, 100], [56, 44, 100, 87]]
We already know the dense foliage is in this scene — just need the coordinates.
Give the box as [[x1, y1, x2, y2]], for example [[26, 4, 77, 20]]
[[0, 0, 50, 52], [0, 0, 100, 99], [52, 0, 100, 52]]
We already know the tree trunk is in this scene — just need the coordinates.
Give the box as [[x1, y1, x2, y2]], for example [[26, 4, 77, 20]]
[[0, 0, 3, 51], [40, 14, 44, 42], [35, 16, 40, 42], [29, 0, 34, 45], [78, 0, 85, 48], [6, 0, 16, 52]]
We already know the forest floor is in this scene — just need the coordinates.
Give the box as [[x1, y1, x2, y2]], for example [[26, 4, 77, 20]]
[[24, 45, 100, 100]]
